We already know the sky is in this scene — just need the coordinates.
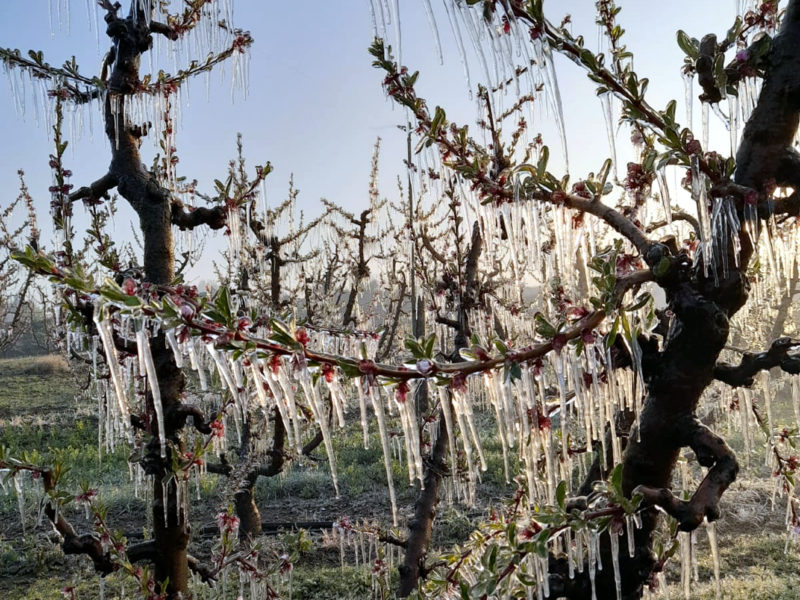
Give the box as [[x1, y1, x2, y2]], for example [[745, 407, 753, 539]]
[[0, 0, 737, 281]]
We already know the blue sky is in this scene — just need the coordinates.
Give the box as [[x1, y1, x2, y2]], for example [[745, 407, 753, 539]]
[[0, 1, 735, 280]]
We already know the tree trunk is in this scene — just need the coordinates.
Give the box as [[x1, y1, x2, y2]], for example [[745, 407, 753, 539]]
[[397, 412, 448, 597], [102, 6, 189, 596]]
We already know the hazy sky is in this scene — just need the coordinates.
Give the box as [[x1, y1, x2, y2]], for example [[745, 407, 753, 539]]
[[0, 1, 736, 280]]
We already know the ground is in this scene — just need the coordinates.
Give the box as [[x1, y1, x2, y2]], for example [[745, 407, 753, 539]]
[[1, 355, 799, 599]]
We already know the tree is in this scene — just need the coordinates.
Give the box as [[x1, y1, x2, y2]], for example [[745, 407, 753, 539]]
[[0, 171, 39, 354], [3, 1, 800, 599], [366, 1, 800, 598], [2, 2, 262, 597]]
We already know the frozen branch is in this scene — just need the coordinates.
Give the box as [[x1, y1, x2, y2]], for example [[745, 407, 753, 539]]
[[69, 173, 118, 204], [149, 20, 179, 40], [170, 199, 227, 231], [40, 470, 114, 574], [714, 337, 800, 387], [634, 417, 738, 531], [167, 403, 214, 435]]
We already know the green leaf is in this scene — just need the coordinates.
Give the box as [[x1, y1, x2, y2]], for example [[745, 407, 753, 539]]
[[556, 480, 567, 509], [676, 30, 699, 59], [537, 146, 549, 177], [534, 313, 556, 339], [610, 464, 624, 495], [653, 256, 671, 278]]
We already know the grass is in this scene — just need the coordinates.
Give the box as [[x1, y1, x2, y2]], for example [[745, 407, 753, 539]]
[[1, 354, 799, 599]]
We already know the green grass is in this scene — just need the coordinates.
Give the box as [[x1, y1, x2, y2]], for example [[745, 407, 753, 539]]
[[2, 354, 800, 599]]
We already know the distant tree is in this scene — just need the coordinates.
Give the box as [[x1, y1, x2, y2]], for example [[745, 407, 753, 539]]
[[0, 171, 39, 354]]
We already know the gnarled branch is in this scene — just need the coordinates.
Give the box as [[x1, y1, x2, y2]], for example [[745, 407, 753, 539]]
[[171, 200, 227, 231], [714, 337, 800, 387]]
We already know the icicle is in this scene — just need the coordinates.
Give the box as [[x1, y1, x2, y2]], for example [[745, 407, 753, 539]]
[[93, 305, 131, 443], [656, 169, 672, 224], [137, 326, 166, 459], [626, 515, 636, 558], [249, 360, 295, 451], [14, 473, 25, 535], [684, 71, 694, 131], [680, 530, 691, 599], [422, 0, 443, 64], [691, 155, 713, 276], [356, 381, 371, 448], [540, 43, 569, 171], [391, 0, 402, 66], [452, 387, 487, 472], [610, 529, 622, 600], [206, 344, 239, 405], [727, 94, 739, 156], [165, 329, 183, 368], [599, 93, 618, 181], [588, 529, 598, 600], [706, 522, 721, 599], [395, 387, 424, 485], [271, 360, 303, 453], [367, 383, 398, 524], [437, 387, 459, 484], [296, 360, 340, 497]]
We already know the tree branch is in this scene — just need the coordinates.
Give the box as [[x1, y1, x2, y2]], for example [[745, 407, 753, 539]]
[[69, 173, 118, 204], [170, 200, 227, 231], [166, 403, 214, 434], [40, 471, 114, 574], [149, 20, 179, 40], [714, 337, 800, 387]]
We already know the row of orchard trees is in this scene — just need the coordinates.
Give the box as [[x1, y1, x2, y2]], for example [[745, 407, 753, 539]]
[[3, 1, 800, 599]]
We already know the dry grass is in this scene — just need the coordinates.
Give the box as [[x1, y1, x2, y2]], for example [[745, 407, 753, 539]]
[[1, 354, 70, 376]]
